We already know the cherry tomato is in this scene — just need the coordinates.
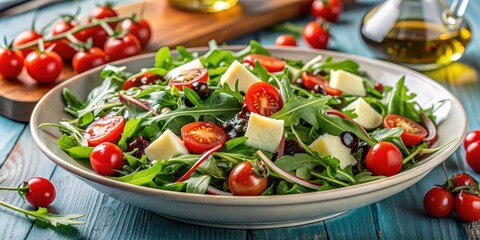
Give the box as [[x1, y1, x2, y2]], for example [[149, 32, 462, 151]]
[[244, 82, 283, 117], [303, 21, 329, 49], [374, 82, 384, 92], [72, 47, 107, 74], [24, 177, 56, 207], [123, 72, 164, 90], [79, 23, 109, 48], [103, 34, 141, 62], [168, 68, 208, 90], [275, 34, 297, 47], [243, 54, 286, 72], [301, 72, 342, 96], [0, 47, 24, 79], [423, 187, 454, 218], [51, 19, 78, 60], [90, 142, 125, 176], [25, 51, 63, 84], [228, 161, 268, 196], [384, 114, 428, 146], [455, 191, 480, 222], [311, 0, 343, 23], [84, 115, 125, 147], [121, 18, 152, 48], [365, 142, 403, 176], [89, 2, 118, 29], [466, 141, 480, 173], [464, 130, 480, 150], [451, 173, 476, 188], [13, 30, 42, 57], [181, 122, 227, 154]]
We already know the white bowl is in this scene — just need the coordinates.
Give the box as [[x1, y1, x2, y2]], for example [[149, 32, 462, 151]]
[[30, 46, 467, 229]]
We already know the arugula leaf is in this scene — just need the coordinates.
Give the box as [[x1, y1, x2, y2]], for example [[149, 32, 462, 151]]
[[272, 96, 330, 127], [176, 46, 196, 63], [217, 82, 244, 102], [186, 175, 210, 194], [274, 75, 294, 103], [275, 154, 321, 171], [100, 65, 128, 79], [316, 114, 375, 146], [223, 137, 248, 151], [77, 78, 120, 117], [252, 61, 270, 82], [234, 40, 271, 58], [296, 167, 311, 180], [112, 161, 164, 185], [387, 76, 421, 122], [62, 88, 84, 117], [154, 47, 174, 70], [183, 87, 202, 106], [65, 146, 93, 159], [57, 134, 79, 150], [371, 128, 410, 156], [118, 118, 142, 150], [319, 59, 359, 73], [353, 172, 385, 184]]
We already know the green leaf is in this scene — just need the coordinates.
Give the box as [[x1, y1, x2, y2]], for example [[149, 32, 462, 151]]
[[275, 154, 321, 171], [252, 61, 270, 82], [296, 166, 311, 179], [272, 96, 330, 127], [319, 59, 359, 73], [112, 161, 164, 185], [62, 88, 84, 117], [218, 82, 244, 102], [316, 114, 375, 146], [65, 146, 93, 159], [100, 65, 128, 79], [223, 137, 248, 151], [274, 75, 294, 103], [186, 175, 210, 194], [234, 40, 271, 58], [387, 76, 421, 122], [57, 134, 79, 150], [371, 128, 410, 156], [118, 118, 142, 150], [183, 87, 202, 106], [154, 47, 174, 70], [77, 78, 120, 117], [353, 172, 385, 184]]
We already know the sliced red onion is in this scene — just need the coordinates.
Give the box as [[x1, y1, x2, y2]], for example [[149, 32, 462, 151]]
[[277, 135, 286, 159], [206, 186, 233, 196], [119, 92, 158, 116], [256, 150, 322, 190], [176, 144, 222, 182], [420, 113, 437, 145]]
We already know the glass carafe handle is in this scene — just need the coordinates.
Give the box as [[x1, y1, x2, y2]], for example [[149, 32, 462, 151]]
[[450, 0, 469, 18]]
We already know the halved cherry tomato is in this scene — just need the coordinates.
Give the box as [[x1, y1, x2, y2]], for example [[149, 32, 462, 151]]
[[366, 142, 403, 176], [243, 54, 286, 72], [84, 115, 125, 146], [181, 122, 227, 154], [384, 114, 428, 146], [301, 72, 342, 96], [168, 68, 208, 90], [123, 72, 164, 90], [245, 82, 283, 117]]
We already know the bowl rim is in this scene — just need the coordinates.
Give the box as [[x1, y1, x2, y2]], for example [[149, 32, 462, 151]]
[[30, 45, 467, 206]]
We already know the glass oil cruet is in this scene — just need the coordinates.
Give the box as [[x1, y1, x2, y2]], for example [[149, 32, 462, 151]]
[[360, 0, 471, 70]]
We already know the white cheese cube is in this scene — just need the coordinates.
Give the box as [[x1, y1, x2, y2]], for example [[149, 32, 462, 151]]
[[343, 98, 382, 129], [165, 59, 204, 80], [244, 113, 284, 153], [220, 60, 262, 92], [309, 134, 357, 169], [145, 129, 189, 161], [329, 70, 366, 96]]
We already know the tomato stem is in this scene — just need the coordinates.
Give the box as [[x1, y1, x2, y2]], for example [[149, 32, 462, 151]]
[[176, 144, 222, 182], [0, 186, 28, 191], [442, 162, 449, 181]]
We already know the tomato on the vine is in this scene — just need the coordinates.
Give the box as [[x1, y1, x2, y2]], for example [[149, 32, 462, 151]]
[[464, 130, 480, 150], [72, 47, 107, 74], [84, 115, 125, 146], [303, 21, 329, 49], [123, 72, 164, 90], [103, 33, 141, 62], [423, 187, 454, 218], [25, 51, 63, 84], [466, 141, 480, 173], [24, 177, 56, 208], [90, 142, 124, 176], [451, 173, 476, 188], [228, 161, 268, 196], [168, 68, 208, 90], [275, 34, 297, 47], [311, 0, 343, 23], [13, 29, 42, 57], [0, 47, 24, 79], [301, 72, 342, 96], [121, 18, 152, 48], [244, 82, 283, 117], [455, 191, 480, 222], [384, 114, 428, 146], [365, 142, 403, 176], [83, 3, 118, 48], [181, 122, 227, 154], [243, 54, 286, 72], [89, 2, 118, 29], [51, 18, 79, 60]]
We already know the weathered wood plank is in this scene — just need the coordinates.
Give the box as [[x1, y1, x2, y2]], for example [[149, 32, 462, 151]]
[[323, 206, 378, 240], [0, 117, 25, 166], [248, 223, 327, 240]]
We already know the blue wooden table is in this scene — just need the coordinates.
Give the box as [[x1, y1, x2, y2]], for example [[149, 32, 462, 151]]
[[1, 0, 479, 239]]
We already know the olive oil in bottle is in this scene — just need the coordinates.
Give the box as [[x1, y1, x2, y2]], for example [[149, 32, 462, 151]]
[[168, 0, 238, 12]]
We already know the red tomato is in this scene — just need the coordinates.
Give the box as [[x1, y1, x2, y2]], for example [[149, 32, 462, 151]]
[[451, 173, 476, 188], [311, 0, 343, 23], [275, 34, 297, 47], [168, 68, 208, 90], [103, 34, 141, 62], [79, 24, 109, 48], [181, 122, 227, 154], [90, 142, 124, 176], [121, 19, 152, 48], [24, 177, 56, 207], [301, 72, 342, 96], [13, 30, 42, 57], [384, 114, 428, 146], [455, 191, 480, 222], [466, 141, 480, 173], [243, 54, 286, 72], [51, 19, 78, 60], [244, 82, 283, 117], [303, 21, 329, 49], [84, 115, 125, 147], [374, 82, 384, 92], [123, 72, 164, 90], [72, 47, 107, 74], [0, 48, 24, 79], [423, 187, 454, 218], [228, 161, 268, 196], [365, 142, 403, 176], [25, 51, 63, 84], [464, 130, 480, 150], [89, 2, 118, 29]]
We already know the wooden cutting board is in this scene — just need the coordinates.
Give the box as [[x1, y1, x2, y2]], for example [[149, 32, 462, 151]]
[[0, 0, 311, 122]]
